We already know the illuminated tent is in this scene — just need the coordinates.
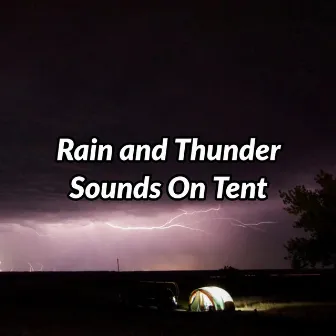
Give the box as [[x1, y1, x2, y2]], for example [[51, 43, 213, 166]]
[[188, 286, 235, 312]]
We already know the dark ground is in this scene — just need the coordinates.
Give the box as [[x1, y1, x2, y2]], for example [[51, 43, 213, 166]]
[[0, 270, 335, 335], [0, 309, 335, 335]]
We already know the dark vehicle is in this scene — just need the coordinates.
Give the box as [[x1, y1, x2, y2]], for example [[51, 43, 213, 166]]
[[119, 281, 179, 311]]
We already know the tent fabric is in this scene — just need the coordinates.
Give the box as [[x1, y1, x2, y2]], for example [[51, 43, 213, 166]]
[[189, 286, 235, 312]]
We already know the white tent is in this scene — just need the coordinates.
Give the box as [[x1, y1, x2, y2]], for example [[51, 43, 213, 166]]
[[189, 286, 235, 312]]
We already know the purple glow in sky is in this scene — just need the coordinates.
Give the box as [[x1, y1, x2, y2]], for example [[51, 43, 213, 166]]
[[0, 195, 294, 271], [1, 4, 335, 271]]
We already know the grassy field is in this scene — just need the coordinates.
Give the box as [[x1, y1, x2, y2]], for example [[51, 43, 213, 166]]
[[0, 270, 335, 335], [179, 295, 336, 317], [1, 297, 335, 335], [0, 304, 335, 335]]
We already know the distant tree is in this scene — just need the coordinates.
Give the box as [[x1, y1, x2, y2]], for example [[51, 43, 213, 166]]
[[279, 170, 336, 269], [221, 266, 238, 271]]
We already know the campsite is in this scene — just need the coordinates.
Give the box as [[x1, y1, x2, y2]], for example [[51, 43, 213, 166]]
[[0, 269, 335, 334]]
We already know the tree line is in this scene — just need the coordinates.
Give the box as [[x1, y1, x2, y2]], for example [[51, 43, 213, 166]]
[[280, 171, 336, 269]]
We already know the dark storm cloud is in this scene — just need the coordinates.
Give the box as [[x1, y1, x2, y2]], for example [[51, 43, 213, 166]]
[[0, 3, 335, 270]]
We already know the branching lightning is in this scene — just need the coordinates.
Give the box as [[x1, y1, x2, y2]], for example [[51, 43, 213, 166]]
[[5, 205, 276, 239], [210, 218, 276, 232], [28, 262, 44, 272], [0, 259, 43, 272], [0, 205, 277, 271], [105, 206, 222, 233], [106, 222, 207, 233], [28, 227, 53, 237], [28, 262, 34, 272], [104, 205, 276, 233]]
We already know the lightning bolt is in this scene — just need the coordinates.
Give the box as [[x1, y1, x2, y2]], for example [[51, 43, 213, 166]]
[[210, 218, 276, 232], [28, 262, 44, 271], [106, 222, 207, 233], [9, 223, 53, 237], [28, 227, 53, 237], [104, 205, 276, 233], [105, 206, 222, 233], [28, 262, 34, 272]]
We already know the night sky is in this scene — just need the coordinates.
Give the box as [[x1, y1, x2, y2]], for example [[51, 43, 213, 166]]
[[0, 3, 335, 271]]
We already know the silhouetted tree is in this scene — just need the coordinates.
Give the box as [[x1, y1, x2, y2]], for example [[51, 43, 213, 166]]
[[220, 266, 238, 271], [279, 170, 336, 269]]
